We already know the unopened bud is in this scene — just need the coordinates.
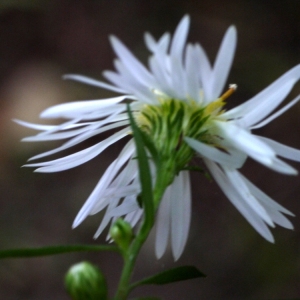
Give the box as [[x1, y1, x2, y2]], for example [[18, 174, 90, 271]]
[[110, 218, 133, 251], [65, 261, 107, 300]]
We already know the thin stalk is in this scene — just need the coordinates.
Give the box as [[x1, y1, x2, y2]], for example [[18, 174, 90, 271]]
[[113, 217, 153, 300], [114, 167, 173, 300]]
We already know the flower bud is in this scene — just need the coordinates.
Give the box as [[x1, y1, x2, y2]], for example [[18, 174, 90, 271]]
[[65, 261, 107, 300], [110, 218, 133, 251]]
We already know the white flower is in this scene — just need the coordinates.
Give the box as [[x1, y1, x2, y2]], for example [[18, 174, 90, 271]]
[[17, 15, 300, 260]]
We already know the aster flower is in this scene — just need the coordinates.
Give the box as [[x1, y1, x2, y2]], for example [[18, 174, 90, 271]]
[[17, 15, 300, 260]]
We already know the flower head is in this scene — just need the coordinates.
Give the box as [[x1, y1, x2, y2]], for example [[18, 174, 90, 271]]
[[17, 15, 300, 260]]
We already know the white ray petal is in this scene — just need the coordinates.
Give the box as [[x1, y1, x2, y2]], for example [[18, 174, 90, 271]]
[[13, 119, 57, 131], [103, 70, 133, 91], [23, 119, 127, 143], [124, 208, 143, 229], [224, 168, 274, 227], [259, 136, 300, 162], [110, 159, 138, 188], [194, 44, 212, 103], [108, 197, 140, 217], [171, 171, 191, 260], [23, 123, 97, 143], [169, 16, 190, 99], [114, 58, 157, 90], [62, 121, 129, 150], [223, 65, 300, 121], [170, 56, 186, 99], [209, 26, 237, 101], [240, 173, 295, 217], [216, 121, 276, 165], [63, 74, 127, 94], [240, 174, 294, 229], [100, 185, 139, 209], [145, 32, 170, 54], [149, 56, 173, 97], [185, 45, 201, 103], [104, 70, 156, 104], [217, 122, 297, 174], [94, 198, 120, 238], [88, 160, 139, 215], [83, 167, 139, 213], [157, 32, 171, 53], [90, 184, 139, 215], [144, 32, 157, 52], [25, 128, 129, 172], [170, 15, 190, 59], [33, 117, 83, 137], [217, 138, 248, 167], [109, 36, 155, 86], [72, 141, 135, 227], [26, 112, 129, 159], [266, 211, 294, 229], [155, 185, 172, 259], [185, 137, 244, 168], [251, 94, 300, 129], [205, 160, 274, 242], [238, 80, 296, 127], [40, 96, 128, 119], [265, 157, 297, 175]]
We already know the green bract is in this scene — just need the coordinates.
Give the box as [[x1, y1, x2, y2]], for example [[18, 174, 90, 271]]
[[136, 97, 225, 174]]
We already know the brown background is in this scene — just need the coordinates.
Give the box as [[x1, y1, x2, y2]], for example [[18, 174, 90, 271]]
[[1, 0, 300, 299]]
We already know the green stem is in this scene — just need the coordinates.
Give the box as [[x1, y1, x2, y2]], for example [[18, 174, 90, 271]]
[[113, 165, 174, 300], [113, 218, 153, 300]]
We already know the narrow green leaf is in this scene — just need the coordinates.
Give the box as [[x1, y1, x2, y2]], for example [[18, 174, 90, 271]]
[[0, 244, 119, 259], [131, 266, 206, 288], [139, 129, 160, 165], [127, 104, 154, 228]]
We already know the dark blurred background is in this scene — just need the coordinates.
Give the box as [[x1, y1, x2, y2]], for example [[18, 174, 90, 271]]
[[1, 0, 300, 299]]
